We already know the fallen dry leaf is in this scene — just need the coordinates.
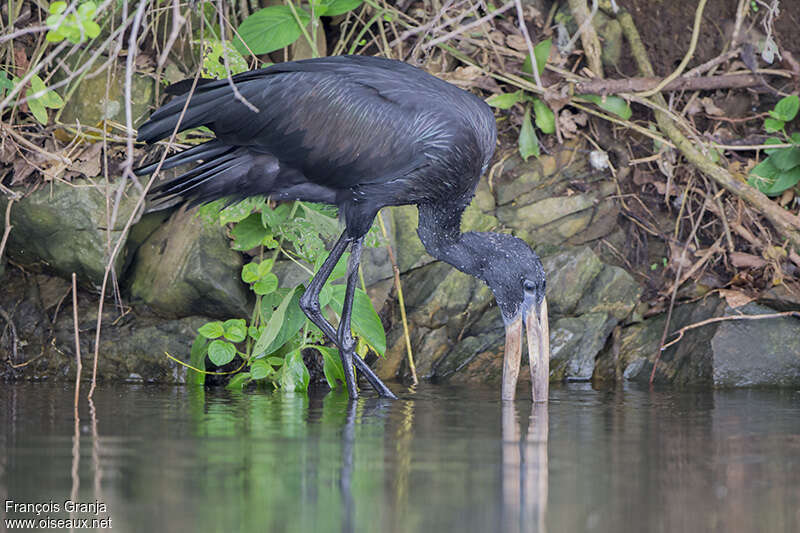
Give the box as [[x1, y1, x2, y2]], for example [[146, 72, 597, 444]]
[[718, 288, 755, 308], [729, 251, 768, 269]]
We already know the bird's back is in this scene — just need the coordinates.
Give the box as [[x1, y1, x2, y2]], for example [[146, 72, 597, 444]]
[[136, 56, 497, 231]]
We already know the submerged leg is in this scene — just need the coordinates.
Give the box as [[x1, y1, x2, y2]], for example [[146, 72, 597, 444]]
[[299, 231, 397, 399]]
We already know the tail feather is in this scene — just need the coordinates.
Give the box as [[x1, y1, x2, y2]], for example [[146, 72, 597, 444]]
[[134, 140, 231, 176]]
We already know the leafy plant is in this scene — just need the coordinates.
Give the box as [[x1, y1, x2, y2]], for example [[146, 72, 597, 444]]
[[46, 1, 101, 44], [234, 1, 364, 57], [486, 88, 554, 161], [13, 74, 64, 124], [192, 198, 385, 394], [748, 94, 800, 196], [199, 40, 249, 79]]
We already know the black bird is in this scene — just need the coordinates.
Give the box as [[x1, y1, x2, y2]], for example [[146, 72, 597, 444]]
[[136, 55, 549, 401]]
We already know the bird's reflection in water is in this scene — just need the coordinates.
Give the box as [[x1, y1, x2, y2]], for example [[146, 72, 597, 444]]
[[502, 402, 549, 533]]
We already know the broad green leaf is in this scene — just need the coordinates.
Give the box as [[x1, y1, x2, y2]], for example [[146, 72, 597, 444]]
[[250, 359, 271, 380], [267, 356, 285, 366], [231, 213, 271, 250], [188, 336, 208, 385], [30, 75, 64, 109], [27, 97, 48, 125], [234, 6, 310, 56], [764, 137, 783, 155], [486, 90, 524, 109], [318, 0, 363, 16], [769, 147, 800, 171], [518, 106, 539, 161], [748, 157, 780, 193], [763, 166, 800, 196], [226, 372, 251, 390], [198, 321, 225, 339], [208, 339, 237, 366], [791, 132, 800, 145], [261, 288, 306, 355], [329, 252, 350, 281], [253, 272, 278, 295], [50, 1, 67, 14], [764, 117, 784, 133], [261, 202, 293, 230], [280, 349, 310, 392], [773, 94, 799, 122], [300, 202, 340, 238], [0, 72, 13, 97], [329, 285, 386, 355], [223, 319, 247, 342], [579, 94, 632, 120], [199, 39, 249, 79], [219, 197, 264, 225], [314, 345, 345, 389], [522, 39, 552, 78], [532, 97, 555, 134], [257, 258, 274, 278], [242, 262, 260, 283]]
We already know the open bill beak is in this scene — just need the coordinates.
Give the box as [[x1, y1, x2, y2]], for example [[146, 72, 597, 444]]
[[501, 297, 550, 402]]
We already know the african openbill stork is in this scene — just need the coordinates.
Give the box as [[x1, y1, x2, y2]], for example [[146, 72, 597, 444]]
[[135, 55, 549, 401]]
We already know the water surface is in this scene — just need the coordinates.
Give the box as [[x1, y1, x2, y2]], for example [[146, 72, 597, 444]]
[[2, 383, 799, 532]]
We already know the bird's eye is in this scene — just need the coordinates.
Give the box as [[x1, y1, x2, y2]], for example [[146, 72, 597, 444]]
[[523, 279, 536, 292]]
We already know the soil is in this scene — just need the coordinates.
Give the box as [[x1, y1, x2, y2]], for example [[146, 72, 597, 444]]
[[616, 0, 800, 77]]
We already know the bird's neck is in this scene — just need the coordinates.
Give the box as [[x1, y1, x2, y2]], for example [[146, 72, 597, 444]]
[[417, 200, 485, 280]]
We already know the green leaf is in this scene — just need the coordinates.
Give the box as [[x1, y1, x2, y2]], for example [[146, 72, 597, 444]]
[[242, 262, 261, 283], [764, 117, 784, 133], [578, 94, 632, 120], [223, 319, 247, 342], [253, 272, 279, 295], [518, 106, 539, 161], [773, 94, 799, 122], [486, 90, 524, 109], [261, 202, 292, 230], [219, 197, 264, 225], [226, 372, 251, 390], [234, 6, 310, 56], [522, 39, 551, 78], [769, 147, 800, 171], [208, 339, 237, 366], [27, 97, 48, 125], [532, 97, 555, 134], [329, 285, 386, 355], [299, 202, 340, 238], [764, 137, 784, 155], [250, 359, 271, 380], [267, 356, 285, 366], [791, 132, 800, 145], [231, 213, 271, 250], [764, 166, 800, 196], [279, 349, 309, 392], [253, 287, 306, 356], [318, 0, 363, 16], [314, 345, 345, 389], [188, 335, 208, 385], [199, 39, 249, 79], [329, 252, 350, 281], [50, 1, 67, 14], [198, 321, 225, 339], [0, 72, 14, 97]]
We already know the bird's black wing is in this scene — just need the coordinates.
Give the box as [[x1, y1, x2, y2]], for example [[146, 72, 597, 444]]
[[137, 57, 440, 191]]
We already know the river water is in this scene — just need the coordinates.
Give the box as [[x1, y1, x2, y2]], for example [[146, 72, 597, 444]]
[[1, 382, 799, 532]]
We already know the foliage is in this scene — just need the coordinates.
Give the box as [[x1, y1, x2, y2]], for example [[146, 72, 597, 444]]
[[234, 1, 364, 57], [192, 198, 385, 394], [199, 40, 249, 79], [46, 1, 101, 44], [486, 88, 553, 161], [9, 73, 65, 125], [748, 95, 800, 196]]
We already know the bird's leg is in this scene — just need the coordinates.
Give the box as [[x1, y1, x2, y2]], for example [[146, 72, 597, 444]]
[[299, 231, 397, 400], [339, 238, 398, 399]]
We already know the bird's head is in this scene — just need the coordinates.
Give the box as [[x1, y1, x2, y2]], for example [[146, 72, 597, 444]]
[[471, 233, 550, 402]]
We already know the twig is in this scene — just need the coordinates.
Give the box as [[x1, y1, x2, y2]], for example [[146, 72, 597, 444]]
[[216, 0, 259, 113], [637, 0, 707, 97], [514, 0, 542, 89], [0, 197, 15, 264], [574, 73, 763, 94], [422, 1, 515, 50], [662, 311, 800, 351], [378, 210, 417, 385], [72, 273, 82, 411], [565, 0, 603, 78]]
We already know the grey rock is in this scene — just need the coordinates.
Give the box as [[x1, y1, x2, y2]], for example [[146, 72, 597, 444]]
[[1, 178, 138, 287], [576, 264, 642, 320], [128, 207, 252, 318], [550, 312, 617, 380], [541, 246, 604, 315], [712, 303, 800, 387]]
